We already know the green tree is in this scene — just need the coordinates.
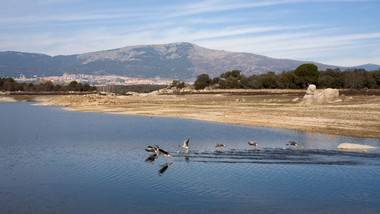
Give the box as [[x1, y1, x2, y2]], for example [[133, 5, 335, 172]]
[[170, 80, 186, 89], [258, 72, 279, 88], [278, 72, 297, 89], [318, 75, 335, 88], [67, 81, 79, 91], [293, 64, 320, 88], [219, 70, 244, 89], [194, 74, 211, 90], [343, 70, 366, 89], [243, 75, 262, 89]]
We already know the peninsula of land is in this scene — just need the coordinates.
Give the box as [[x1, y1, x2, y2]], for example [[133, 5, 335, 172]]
[[17, 89, 380, 139]]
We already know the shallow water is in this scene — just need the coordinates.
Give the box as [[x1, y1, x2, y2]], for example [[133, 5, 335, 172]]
[[0, 102, 379, 213]]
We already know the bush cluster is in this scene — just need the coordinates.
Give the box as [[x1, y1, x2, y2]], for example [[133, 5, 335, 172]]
[[193, 64, 380, 90], [0, 78, 96, 92]]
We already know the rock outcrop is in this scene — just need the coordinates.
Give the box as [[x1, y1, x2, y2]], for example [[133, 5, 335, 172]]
[[302, 84, 340, 105]]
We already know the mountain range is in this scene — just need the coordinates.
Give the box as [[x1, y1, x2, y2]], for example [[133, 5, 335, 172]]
[[0, 42, 379, 80]]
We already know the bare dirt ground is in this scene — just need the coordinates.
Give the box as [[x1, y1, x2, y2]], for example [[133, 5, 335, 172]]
[[9, 89, 380, 138]]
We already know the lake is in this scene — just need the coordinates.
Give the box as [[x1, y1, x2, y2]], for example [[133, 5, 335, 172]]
[[1, 102, 380, 213]]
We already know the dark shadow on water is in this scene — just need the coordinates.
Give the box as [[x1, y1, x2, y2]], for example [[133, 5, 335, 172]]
[[158, 162, 172, 176]]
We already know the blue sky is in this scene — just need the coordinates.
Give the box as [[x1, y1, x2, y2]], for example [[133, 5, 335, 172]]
[[0, 0, 379, 66]]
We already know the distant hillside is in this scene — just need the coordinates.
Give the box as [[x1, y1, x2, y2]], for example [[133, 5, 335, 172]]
[[351, 64, 380, 71], [0, 42, 366, 80]]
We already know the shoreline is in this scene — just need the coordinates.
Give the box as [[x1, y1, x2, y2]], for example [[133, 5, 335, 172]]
[[20, 90, 380, 139], [51, 106, 377, 139]]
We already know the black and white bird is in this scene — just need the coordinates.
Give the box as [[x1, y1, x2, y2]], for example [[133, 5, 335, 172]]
[[158, 148, 171, 157], [248, 140, 257, 147], [182, 138, 190, 150], [215, 144, 225, 148], [145, 145, 171, 157], [145, 145, 156, 153], [287, 141, 298, 146], [145, 145, 159, 153]]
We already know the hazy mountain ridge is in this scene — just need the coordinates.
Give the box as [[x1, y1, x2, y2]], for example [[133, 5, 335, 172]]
[[0, 42, 378, 80], [351, 63, 380, 71]]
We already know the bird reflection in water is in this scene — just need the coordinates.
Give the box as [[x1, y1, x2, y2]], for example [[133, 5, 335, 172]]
[[183, 150, 190, 162], [145, 153, 158, 163], [158, 162, 172, 176]]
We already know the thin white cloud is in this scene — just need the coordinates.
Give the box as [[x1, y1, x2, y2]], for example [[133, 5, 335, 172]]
[[171, 0, 373, 17], [0, 0, 378, 66]]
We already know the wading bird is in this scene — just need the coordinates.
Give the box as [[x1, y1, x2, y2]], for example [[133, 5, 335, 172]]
[[158, 148, 171, 157], [287, 141, 298, 147], [145, 145, 159, 153], [215, 144, 225, 148], [248, 140, 257, 147], [182, 138, 190, 150]]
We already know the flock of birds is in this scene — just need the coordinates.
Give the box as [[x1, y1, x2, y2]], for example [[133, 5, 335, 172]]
[[145, 138, 299, 175], [145, 138, 299, 158]]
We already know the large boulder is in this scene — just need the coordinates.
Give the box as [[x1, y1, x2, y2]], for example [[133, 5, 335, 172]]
[[316, 88, 339, 104], [302, 85, 340, 105], [305, 84, 316, 95]]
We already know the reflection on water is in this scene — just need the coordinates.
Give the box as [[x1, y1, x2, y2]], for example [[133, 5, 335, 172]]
[[1, 103, 380, 214], [158, 162, 172, 176], [145, 153, 158, 163]]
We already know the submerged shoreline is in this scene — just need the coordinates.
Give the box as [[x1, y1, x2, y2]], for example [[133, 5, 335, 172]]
[[4, 89, 380, 138]]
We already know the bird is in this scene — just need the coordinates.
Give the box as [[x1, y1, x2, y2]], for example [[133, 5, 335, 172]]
[[182, 138, 190, 150], [215, 144, 225, 148], [248, 140, 257, 147], [287, 141, 298, 146], [145, 145, 159, 153], [158, 148, 171, 157]]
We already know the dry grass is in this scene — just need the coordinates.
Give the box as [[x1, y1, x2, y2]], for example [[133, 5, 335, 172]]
[[32, 90, 380, 138]]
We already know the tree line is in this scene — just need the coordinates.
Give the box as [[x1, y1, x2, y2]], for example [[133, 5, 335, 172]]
[[194, 64, 380, 90], [0, 78, 96, 92]]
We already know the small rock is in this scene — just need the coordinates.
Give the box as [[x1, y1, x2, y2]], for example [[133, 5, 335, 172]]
[[292, 97, 300, 102], [305, 84, 317, 95], [337, 143, 376, 152]]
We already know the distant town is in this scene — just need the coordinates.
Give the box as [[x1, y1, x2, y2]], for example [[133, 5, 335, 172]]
[[15, 73, 172, 86]]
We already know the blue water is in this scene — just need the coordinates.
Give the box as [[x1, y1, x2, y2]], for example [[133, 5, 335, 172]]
[[0, 102, 380, 213]]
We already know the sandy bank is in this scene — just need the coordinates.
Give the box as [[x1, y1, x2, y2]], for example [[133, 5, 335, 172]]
[[0, 96, 17, 103], [337, 143, 377, 152], [34, 91, 380, 138]]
